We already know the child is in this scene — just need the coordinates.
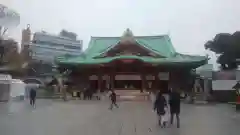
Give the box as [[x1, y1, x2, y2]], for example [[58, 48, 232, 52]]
[[109, 90, 119, 110], [160, 106, 169, 128], [154, 92, 167, 127]]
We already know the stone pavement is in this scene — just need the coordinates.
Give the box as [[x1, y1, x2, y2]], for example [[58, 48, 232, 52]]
[[0, 99, 240, 135]]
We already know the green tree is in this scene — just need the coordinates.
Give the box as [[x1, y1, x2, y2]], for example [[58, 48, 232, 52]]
[[0, 38, 30, 74], [205, 32, 240, 70], [0, 38, 17, 63]]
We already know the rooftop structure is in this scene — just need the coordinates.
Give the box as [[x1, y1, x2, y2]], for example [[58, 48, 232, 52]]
[[59, 30, 77, 40]]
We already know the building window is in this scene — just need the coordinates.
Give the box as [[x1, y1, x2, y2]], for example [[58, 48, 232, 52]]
[[34, 41, 81, 50], [64, 45, 81, 50]]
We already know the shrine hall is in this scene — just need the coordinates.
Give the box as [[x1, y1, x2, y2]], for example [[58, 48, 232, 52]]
[[56, 29, 207, 94]]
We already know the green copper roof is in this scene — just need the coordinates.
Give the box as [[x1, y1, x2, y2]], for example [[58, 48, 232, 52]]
[[56, 32, 208, 68], [56, 53, 207, 67], [85, 35, 176, 58]]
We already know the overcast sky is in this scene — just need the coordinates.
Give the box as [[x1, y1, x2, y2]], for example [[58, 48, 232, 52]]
[[2, 0, 240, 69]]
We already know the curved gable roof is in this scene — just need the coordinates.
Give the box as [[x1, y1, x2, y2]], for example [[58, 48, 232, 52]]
[[84, 35, 176, 58]]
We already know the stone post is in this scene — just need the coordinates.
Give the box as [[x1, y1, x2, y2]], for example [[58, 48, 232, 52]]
[[203, 79, 209, 101]]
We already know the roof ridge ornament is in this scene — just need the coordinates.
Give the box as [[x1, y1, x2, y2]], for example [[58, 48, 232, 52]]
[[120, 28, 135, 44], [123, 28, 133, 37]]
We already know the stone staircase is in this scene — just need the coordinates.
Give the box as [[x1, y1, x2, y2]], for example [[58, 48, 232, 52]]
[[115, 90, 149, 101], [194, 93, 208, 104], [36, 91, 62, 99]]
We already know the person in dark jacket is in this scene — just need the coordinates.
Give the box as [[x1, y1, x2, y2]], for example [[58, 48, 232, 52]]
[[169, 89, 181, 128], [154, 92, 167, 126], [29, 88, 37, 107], [109, 90, 119, 110]]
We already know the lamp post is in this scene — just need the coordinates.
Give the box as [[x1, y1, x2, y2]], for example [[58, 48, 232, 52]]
[[232, 81, 240, 111]]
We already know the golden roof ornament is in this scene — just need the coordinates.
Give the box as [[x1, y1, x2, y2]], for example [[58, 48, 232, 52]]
[[120, 28, 135, 44]]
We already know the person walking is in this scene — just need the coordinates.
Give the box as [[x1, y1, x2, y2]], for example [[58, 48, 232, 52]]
[[153, 92, 167, 127], [29, 88, 37, 108], [169, 89, 181, 128], [109, 90, 119, 110]]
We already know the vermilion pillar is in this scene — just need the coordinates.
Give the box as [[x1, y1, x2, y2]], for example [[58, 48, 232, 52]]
[[154, 71, 159, 91], [110, 71, 115, 90], [98, 73, 102, 92], [141, 70, 146, 92]]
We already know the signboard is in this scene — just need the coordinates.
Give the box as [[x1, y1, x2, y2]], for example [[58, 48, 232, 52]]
[[146, 75, 155, 80], [121, 59, 135, 63], [115, 75, 141, 80], [89, 75, 97, 80], [89, 75, 109, 80], [158, 72, 169, 80]]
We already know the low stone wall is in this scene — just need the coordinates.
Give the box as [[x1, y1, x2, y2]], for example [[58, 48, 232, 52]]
[[212, 90, 235, 102], [35, 88, 57, 98]]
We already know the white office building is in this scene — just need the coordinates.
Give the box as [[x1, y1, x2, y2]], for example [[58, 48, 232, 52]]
[[30, 31, 82, 64]]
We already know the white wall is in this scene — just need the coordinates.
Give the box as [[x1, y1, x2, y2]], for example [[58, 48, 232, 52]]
[[212, 80, 237, 91], [236, 70, 240, 80], [10, 80, 25, 97]]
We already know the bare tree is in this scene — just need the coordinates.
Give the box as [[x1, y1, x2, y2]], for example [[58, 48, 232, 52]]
[[0, 38, 29, 73]]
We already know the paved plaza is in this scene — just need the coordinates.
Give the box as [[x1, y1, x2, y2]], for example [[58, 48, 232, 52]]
[[0, 99, 240, 135]]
